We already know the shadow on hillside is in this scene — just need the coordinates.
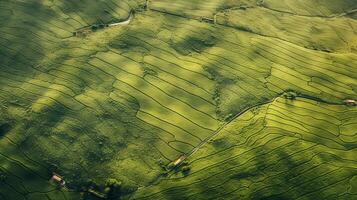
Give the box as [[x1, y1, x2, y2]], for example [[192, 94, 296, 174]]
[[154, 138, 353, 200]]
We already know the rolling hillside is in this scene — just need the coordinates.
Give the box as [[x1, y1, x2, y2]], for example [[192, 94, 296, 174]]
[[0, 0, 356, 199]]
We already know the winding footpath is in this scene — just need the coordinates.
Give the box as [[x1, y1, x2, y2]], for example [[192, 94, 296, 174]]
[[108, 12, 133, 27]]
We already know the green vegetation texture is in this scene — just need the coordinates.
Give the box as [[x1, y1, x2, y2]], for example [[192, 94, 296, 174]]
[[0, 0, 356, 199]]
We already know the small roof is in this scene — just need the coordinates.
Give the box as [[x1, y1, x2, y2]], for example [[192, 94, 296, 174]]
[[345, 99, 356, 103], [51, 174, 62, 182], [174, 155, 187, 166]]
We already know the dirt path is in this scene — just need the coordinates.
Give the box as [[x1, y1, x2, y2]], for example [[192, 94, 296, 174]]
[[108, 12, 133, 27], [185, 99, 276, 160], [184, 93, 344, 162]]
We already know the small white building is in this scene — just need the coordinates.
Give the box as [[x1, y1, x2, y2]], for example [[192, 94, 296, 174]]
[[50, 173, 66, 187], [344, 99, 356, 106], [174, 155, 187, 166]]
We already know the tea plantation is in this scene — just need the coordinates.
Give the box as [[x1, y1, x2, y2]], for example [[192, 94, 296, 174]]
[[0, 0, 356, 199]]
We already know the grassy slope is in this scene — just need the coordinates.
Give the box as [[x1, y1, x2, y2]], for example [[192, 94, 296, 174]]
[[133, 97, 357, 199], [0, 0, 147, 199], [217, 7, 357, 53], [131, 0, 357, 199], [0, 0, 356, 199]]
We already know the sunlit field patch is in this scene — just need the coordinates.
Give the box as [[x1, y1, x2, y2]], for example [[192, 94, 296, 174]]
[[0, 0, 356, 199]]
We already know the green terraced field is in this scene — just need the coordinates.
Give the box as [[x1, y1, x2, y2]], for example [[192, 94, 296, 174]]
[[0, 0, 356, 200]]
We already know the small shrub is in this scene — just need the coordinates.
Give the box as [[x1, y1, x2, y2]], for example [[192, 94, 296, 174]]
[[224, 113, 234, 122], [181, 166, 191, 176], [283, 91, 298, 100], [105, 178, 122, 199], [182, 166, 191, 172], [91, 25, 98, 31], [104, 187, 111, 194], [181, 161, 189, 166], [161, 171, 168, 177], [105, 178, 122, 188], [167, 162, 175, 170]]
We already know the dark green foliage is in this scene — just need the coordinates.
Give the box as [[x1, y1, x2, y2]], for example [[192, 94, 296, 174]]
[[105, 179, 122, 199], [181, 166, 191, 175], [167, 162, 175, 170], [1, 0, 356, 200], [0, 171, 7, 182], [84, 178, 137, 200], [90, 24, 106, 31], [0, 123, 11, 137], [91, 25, 99, 31], [171, 32, 218, 55], [283, 91, 298, 100], [143, 67, 158, 77]]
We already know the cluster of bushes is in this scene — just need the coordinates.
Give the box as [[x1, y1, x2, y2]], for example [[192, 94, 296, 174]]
[[91, 24, 109, 31], [163, 160, 192, 176], [81, 178, 137, 200], [103, 179, 123, 199], [283, 91, 298, 100], [0, 123, 11, 137], [142, 67, 157, 77], [73, 23, 110, 36]]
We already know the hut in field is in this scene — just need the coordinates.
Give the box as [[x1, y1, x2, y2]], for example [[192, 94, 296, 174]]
[[173, 155, 187, 166], [50, 173, 66, 187], [344, 99, 356, 106], [201, 17, 215, 24]]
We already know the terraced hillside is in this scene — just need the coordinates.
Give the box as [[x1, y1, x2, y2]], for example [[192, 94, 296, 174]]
[[133, 97, 357, 199], [0, 0, 356, 200]]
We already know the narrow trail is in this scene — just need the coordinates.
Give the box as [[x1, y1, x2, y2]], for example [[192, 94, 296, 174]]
[[185, 99, 275, 159], [73, 11, 133, 36], [143, 93, 346, 187], [181, 92, 344, 165], [143, 98, 277, 187], [108, 12, 133, 27]]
